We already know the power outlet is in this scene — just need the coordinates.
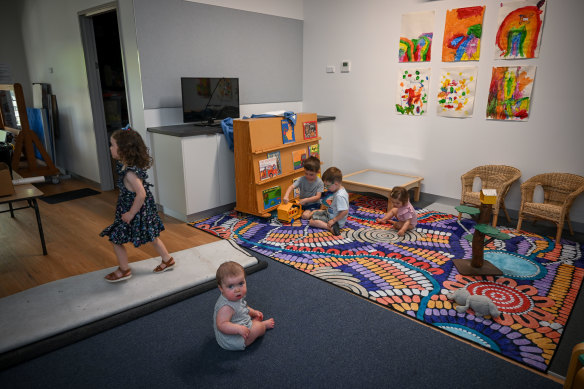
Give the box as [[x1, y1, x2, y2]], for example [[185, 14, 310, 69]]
[[326, 65, 335, 73], [341, 60, 351, 73]]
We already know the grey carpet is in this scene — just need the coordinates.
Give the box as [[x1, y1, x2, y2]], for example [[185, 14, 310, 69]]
[[0, 252, 561, 388]]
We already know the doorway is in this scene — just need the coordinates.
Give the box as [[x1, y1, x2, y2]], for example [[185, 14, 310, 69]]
[[79, 5, 129, 191]]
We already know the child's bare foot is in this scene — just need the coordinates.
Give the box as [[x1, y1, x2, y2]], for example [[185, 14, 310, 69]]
[[263, 318, 275, 329]]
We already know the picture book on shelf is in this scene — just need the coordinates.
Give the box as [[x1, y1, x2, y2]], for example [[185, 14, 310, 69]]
[[266, 151, 282, 175], [303, 121, 318, 140], [308, 144, 320, 159], [281, 119, 295, 144], [292, 149, 307, 170], [262, 185, 281, 209], [292, 177, 300, 198], [259, 156, 278, 181]]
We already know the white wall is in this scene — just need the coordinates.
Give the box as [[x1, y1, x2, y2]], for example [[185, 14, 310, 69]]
[[187, 0, 303, 20], [20, 0, 115, 182], [302, 0, 584, 224]]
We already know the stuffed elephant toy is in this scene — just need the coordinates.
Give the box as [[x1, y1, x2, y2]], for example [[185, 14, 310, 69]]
[[446, 287, 501, 318]]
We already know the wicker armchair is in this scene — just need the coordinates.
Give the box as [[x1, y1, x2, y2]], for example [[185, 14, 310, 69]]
[[517, 173, 584, 243], [459, 165, 521, 227]]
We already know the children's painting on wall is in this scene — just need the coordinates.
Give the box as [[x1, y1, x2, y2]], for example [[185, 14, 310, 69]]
[[486, 66, 536, 121], [437, 67, 478, 118], [303, 121, 318, 140], [442, 6, 485, 62], [399, 11, 434, 62], [396, 68, 430, 116], [495, 0, 546, 60], [281, 119, 295, 144]]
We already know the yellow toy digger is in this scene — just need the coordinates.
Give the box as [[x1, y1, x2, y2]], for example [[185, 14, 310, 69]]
[[277, 199, 303, 223]]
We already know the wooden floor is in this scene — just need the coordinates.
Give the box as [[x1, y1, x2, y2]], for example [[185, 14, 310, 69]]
[[0, 178, 220, 298]]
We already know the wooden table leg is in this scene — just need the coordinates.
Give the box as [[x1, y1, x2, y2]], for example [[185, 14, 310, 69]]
[[413, 184, 421, 202]]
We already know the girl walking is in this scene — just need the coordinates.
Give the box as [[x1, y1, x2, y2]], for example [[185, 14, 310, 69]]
[[100, 126, 175, 282]]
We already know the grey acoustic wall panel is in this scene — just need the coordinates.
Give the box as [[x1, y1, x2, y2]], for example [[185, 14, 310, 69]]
[[134, 0, 303, 109]]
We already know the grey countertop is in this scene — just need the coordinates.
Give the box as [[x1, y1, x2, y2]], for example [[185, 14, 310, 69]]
[[147, 115, 336, 138]]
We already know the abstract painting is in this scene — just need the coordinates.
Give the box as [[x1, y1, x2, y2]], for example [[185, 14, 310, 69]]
[[396, 68, 430, 116], [442, 6, 485, 62], [437, 67, 478, 118], [399, 11, 435, 62], [495, 0, 546, 59], [486, 66, 536, 121]]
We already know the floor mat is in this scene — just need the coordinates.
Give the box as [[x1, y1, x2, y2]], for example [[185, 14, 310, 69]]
[[0, 239, 261, 367], [189, 194, 584, 373], [40, 188, 101, 204]]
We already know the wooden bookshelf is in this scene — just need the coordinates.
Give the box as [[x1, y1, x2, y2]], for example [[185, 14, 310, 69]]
[[234, 113, 320, 217]]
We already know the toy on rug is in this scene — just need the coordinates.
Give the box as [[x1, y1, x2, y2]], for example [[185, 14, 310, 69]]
[[277, 199, 303, 223], [446, 287, 501, 318]]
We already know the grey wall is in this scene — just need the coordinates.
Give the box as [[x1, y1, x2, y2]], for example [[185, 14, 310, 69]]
[[0, 0, 32, 104], [134, 0, 303, 109]]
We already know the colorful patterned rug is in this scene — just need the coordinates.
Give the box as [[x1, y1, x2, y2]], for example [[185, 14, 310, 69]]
[[189, 194, 584, 372]]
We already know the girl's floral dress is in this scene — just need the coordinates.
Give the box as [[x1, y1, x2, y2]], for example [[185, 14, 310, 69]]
[[100, 162, 164, 247]]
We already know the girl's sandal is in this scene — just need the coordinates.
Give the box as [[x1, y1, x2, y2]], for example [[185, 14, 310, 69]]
[[154, 257, 175, 273], [104, 267, 132, 283]]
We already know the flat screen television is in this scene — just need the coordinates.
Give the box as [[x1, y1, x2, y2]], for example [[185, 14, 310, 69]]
[[181, 77, 239, 124]]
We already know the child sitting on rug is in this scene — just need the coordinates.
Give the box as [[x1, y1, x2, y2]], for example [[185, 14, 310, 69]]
[[100, 126, 175, 282], [376, 186, 418, 236], [282, 156, 324, 219], [214, 261, 275, 350], [309, 166, 349, 236]]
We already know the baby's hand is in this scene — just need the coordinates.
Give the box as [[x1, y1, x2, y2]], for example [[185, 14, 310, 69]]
[[376, 218, 384, 223], [238, 325, 250, 340], [397, 229, 406, 237], [283, 198, 289, 204], [253, 310, 264, 321]]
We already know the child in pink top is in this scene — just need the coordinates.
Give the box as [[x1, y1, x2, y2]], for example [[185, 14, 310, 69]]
[[376, 186, 417, 236]]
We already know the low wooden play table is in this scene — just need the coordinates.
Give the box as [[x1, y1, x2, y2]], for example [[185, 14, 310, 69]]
[[342, 169, 423, 202]]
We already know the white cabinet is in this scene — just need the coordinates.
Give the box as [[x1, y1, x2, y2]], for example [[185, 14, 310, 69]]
[[150, 131, 235, 222]]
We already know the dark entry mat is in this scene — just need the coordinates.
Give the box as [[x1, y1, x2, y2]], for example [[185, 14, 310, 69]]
[[40, 188, 101, 204]]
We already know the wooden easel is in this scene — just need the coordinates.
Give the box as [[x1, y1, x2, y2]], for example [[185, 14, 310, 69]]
[[0, 83, 59, 178]]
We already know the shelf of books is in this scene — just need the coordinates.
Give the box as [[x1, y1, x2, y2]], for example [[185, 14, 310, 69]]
[[234, 112, 320, 217]]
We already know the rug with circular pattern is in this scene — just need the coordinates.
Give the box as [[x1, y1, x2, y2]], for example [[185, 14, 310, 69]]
[[189, 194, 584, 372]]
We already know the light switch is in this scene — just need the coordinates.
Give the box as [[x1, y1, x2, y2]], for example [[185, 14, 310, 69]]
[[341, 60, 351, 73], [326, 66, 335, 73]]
